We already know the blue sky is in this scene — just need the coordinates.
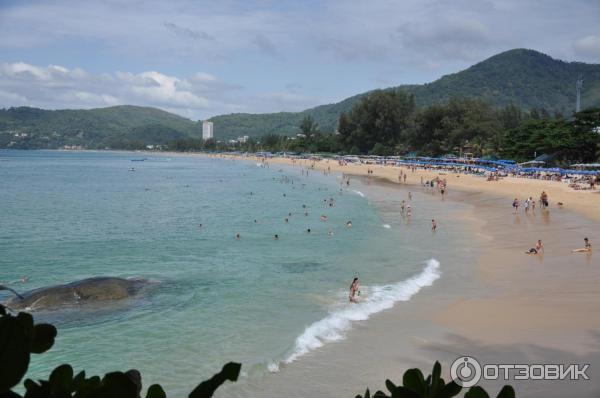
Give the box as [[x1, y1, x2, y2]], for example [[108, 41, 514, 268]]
[[0, 0, 599, 120]]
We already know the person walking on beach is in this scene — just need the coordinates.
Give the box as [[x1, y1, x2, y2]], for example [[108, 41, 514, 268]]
[[572, 238, 592, 253], [408, 191, 412, 200], [349, 277, 360, 303], [526, 240, 544, 254], [512, 198, 520, 213], [530, 197, 536, 212], [540, 191, 549, 209], [431, 219, 437, 231], [403, 174, 407, 183]]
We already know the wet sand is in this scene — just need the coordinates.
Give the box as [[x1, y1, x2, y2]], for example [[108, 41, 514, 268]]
[[210, 155, 600, 398]]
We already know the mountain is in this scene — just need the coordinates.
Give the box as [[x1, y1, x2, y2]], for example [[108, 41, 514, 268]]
[[210, 49, 600, 139], [2, 49, 599, 149], [0, 105, 200, 149]]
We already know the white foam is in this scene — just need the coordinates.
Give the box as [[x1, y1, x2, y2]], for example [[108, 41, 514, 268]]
[[267, 361, 280, 373], [352, 190, 365, 197], [382, 224, 391, 229], [283, 259, 441, 364]]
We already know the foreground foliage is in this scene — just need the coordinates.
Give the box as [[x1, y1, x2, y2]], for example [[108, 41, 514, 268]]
[[356, 362, 515, 398], [0, 305, 241, 398]]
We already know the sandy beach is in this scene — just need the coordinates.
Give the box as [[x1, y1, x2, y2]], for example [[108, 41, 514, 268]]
[[202, 153, 600, 397]]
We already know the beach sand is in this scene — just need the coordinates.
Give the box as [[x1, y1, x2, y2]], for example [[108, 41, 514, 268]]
[[206, 154, 600, 398]]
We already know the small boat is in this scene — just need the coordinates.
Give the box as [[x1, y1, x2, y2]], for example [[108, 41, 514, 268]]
[[131, 158, 147, 162], [129, 167, 136, 172]]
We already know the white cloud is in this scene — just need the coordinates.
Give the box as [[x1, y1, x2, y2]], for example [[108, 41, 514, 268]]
[[0, 62, 325, 118], [1, 0, 599, 114], [0, 62, 236, 118], [573, 35, 600, 60]]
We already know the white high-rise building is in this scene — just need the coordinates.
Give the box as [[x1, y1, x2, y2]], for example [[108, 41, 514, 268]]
[[202, 121, 214, 141]]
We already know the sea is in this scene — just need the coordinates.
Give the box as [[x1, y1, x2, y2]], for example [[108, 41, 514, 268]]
[[0, 150, 473, 396]]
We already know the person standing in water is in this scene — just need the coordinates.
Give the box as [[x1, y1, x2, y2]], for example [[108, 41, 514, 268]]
[[431, 219, 437, 231], [349, 277, 360, 303]]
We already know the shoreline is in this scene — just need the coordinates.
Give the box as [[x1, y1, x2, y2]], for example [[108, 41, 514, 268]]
[[6, 149, 600, 396], [209, 153, 600, 397], [4, 149, 597, 221], [211, 152, 600, 222]]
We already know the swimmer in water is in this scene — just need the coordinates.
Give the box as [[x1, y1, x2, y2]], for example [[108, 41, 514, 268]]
[[274, 234, 279, 240], [328, 228, 334, 236], [572, 238, 592, 253], [307, 228, 311, 233], [235, 233, 241, 240], [526, 239, 544, 254], [346, 221, 353, 228], [349, 277, 360, 303]]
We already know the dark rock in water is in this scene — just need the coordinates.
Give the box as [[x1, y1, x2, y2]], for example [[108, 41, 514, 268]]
[[4, 277, 151, 311]]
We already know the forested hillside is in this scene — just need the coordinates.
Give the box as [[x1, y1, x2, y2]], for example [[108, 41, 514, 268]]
[[211, 49, 600, 139], [0, 105, 200, 149]]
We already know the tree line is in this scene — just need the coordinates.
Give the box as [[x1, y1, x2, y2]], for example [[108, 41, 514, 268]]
[[171, 90, 600, 164]]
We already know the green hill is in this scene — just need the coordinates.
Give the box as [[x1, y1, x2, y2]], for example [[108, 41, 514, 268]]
[[0, 105, 200, 149], [1, 49, 599, 149], [210, 49, 600, 139]]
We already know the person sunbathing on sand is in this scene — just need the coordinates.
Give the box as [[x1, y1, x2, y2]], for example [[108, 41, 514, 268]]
[[526, 240, 544, 254], [572, 238, 592, 253]]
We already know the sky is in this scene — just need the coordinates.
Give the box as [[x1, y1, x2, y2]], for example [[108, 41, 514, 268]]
[[0, 0, 599, 120]]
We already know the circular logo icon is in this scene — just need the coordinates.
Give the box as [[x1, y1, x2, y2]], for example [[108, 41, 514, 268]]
[[450, 356, 482, 387]]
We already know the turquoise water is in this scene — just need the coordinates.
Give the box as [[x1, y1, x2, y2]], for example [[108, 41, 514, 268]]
[[0, 150, 467, 395]]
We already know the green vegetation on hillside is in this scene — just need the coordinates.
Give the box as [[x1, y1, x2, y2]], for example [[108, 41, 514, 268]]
[[0, 105, 200, 149], [233, 91, 600, 164], [1, 49, 599, 151], [211, 49, 600, 139]]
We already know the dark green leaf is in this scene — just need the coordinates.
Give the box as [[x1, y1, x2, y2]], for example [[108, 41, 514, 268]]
[[385, 380, 397, 393], [30, 324, 57, 354], [71, 371, 86, 390], [146, 384, 166, 398], [465, 386, 490, 398], [496, 385, 515, 398], [98, 372, 138, 398], [49, 364, 73, 397], [402, 369, 425, 394], [440, 381, 462, 398], [390, 386, 420, 398], [188, 362, 241, 398], [0, 314, 33, 393]]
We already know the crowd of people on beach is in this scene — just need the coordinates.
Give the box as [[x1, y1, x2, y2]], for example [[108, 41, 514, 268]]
[[221, 155, 595, 306], [507, 189, 592, 255]]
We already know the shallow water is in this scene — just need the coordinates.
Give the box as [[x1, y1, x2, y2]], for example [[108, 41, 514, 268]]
[[1, 150, 472, 395]]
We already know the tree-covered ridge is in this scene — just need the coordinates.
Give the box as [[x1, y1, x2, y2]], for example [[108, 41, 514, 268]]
[[0, 105, 201, 149], [211, 49, 600, 139]]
